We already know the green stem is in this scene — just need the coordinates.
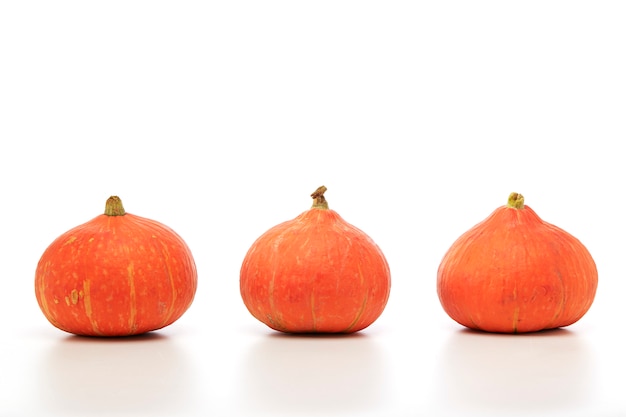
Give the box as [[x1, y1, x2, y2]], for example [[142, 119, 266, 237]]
[[311, 186, 329, 210], [507, 192, 525, 209], [104, 196, 126, 216]]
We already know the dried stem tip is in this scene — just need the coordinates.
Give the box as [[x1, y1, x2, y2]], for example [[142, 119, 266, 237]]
[[311, 186, 329, 210], [507, 192, 525, 209], [104, 196, 126, 216]]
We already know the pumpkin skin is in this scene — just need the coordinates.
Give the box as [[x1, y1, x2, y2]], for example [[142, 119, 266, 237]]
[[437, 192, 598, 333], [240, 186, 391, 333], [35, 196, 197, 337]]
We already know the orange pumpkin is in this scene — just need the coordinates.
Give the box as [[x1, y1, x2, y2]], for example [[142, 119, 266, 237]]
[[35, 196, 197, 336], [437, 192, 598, 333], [240, 186, 391, 333]]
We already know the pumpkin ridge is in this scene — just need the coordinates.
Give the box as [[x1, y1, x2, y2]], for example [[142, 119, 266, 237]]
[[544, 269, 566, 330], [268, 269, 277, 327], [82, 279, 103, 335], [36, 262, 59, 329], [512, 306, 519, 334], [467, 315, 481, 332], [265, 245, 289, 333], [344, 293, 369, 333], [151, 237, 178, 330], [310, 292, 317, 332], [127, 261, 137, 335]]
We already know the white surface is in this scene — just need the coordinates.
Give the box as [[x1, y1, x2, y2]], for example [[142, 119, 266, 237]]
[[1, 2, 625, 416]]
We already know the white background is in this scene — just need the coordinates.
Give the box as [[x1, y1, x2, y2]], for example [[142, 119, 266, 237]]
[[1, 1, 625, 416]]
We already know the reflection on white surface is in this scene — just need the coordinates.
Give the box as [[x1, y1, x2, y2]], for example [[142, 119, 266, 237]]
[[435, 328, 594, 416], [238, 333, 388, 416], [36, 333, 194, 417]]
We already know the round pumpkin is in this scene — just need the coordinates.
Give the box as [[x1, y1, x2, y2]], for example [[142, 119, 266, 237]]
[[35, 196, 197, 336], [240, 186, 391, 333], [437, 192, 598, 333]]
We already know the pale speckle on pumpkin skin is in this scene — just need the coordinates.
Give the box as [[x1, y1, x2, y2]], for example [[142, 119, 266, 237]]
[[70, 289, 79, 305]]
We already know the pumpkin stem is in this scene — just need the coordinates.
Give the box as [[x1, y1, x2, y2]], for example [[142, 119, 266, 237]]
[[104, 196, 126, 216], [311, 186, 329, 210], [507, 192, 525, 209]]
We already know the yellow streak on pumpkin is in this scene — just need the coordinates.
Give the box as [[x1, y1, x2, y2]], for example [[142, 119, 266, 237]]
[[165, 259, 178, 326], [512, 306, 520, 334], [36, 262, 55, 324], [343, 264, 367, 333], [158, 240, 178, 329], [266, 269, 288, 332], [128, 262, 137, 334], [83, 279, 103, 336], [345, 294, 368, 333], [467, 314, 481, 331]]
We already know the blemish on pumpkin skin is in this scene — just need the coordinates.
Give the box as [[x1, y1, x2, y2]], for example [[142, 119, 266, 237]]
[[70, 289, 79, 305], [158, 301, 168, 315]]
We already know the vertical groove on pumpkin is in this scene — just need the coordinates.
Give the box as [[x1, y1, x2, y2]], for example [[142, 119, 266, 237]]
[[546, 272, 566, 330], [467, 314, 481, 331], [264, 237, 289, 332], [511, 285, 518, 333], [343, 264, 367, 332], [36, 264, 56, 328], [159, 240, 178, 329], [268, 269, 278, 328], [512, 306, 519, 333], [344, 294, 368, 333], [127, 261, 137, 334], [310, 292, 317, 332], [83, 279, 103, 336]]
